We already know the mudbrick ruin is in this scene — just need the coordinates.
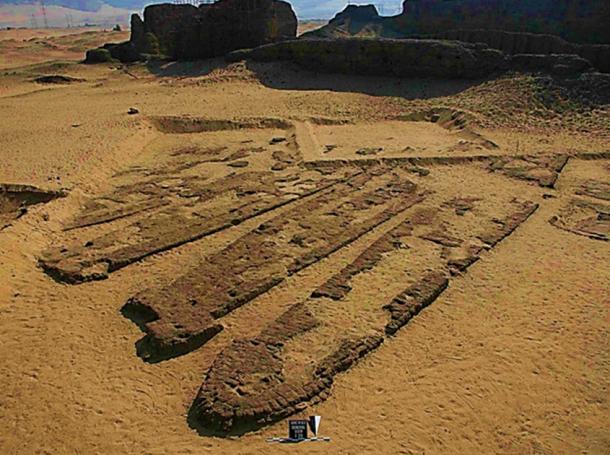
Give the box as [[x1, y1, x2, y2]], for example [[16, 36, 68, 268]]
[[38, 110, 610, 432], [86, 0, 297, 62], [304, 1, 610, 74], [85, 0, 610, 79]]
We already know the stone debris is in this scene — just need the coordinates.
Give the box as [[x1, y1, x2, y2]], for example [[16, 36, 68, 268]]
[[550, 199, 610, 241], [489, 155, 569, 188]]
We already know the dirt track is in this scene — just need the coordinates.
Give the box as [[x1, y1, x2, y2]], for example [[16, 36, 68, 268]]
[[0, 29, 609, 454]]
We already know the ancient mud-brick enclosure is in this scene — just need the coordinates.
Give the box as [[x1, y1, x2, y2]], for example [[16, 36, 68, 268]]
[[87, 0, 298, 63]]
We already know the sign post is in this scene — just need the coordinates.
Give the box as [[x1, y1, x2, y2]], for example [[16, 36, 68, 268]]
[[266, 415, 330, 443], [288, 420, 308, 441]]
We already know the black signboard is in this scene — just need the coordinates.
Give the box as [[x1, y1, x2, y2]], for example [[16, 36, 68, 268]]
[[288, 419, 308, 441]]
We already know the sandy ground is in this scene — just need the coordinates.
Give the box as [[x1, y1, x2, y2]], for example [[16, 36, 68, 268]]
[[0, 29, 609, 454], [297, 20, 326, 36], [0, 28, 128, 69]]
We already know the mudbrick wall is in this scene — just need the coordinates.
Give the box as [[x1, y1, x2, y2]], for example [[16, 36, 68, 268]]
[[229, 38, 507, 78], [86, 1, 609, 75], [302, 2, 610, 73], [86, 0, 297, 62], [396, 0, 610, 45], [229, 38, 599, 78], [434, 29, 610, 74]]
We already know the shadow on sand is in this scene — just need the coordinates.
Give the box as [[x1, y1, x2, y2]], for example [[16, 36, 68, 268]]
[[145, 57, 230, 78], [145, 57, 486, 100], [246, 60, 486, 99], [186, 399, 288, 438]]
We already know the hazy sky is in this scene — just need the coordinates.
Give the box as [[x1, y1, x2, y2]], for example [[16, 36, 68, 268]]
[[291, 0, 404, 19]]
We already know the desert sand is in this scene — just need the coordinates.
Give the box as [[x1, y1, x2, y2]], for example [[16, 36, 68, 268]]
[[0, 28, 609, 454], [0, 27, 128, 69]]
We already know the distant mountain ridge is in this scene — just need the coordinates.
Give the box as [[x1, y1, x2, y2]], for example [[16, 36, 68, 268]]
[[0, 0, 146, 13]]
